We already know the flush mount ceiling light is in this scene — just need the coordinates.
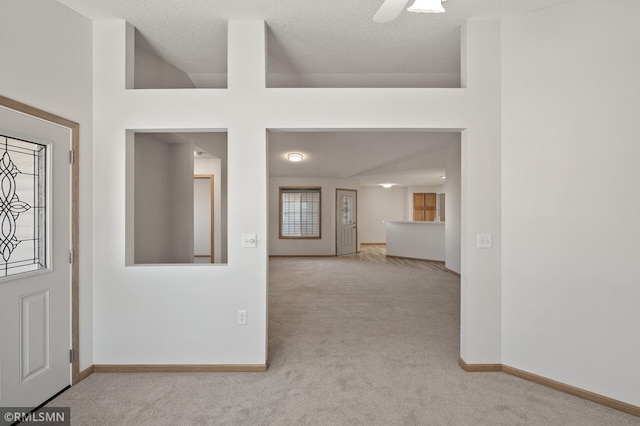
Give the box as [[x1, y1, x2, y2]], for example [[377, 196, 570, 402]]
[[440, 175, 446, 179], [287, 152, 303, 162], [381, 183, 395, 188], [407, 0, 446, 14]]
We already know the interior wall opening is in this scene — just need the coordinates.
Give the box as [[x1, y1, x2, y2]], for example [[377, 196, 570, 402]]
[[131, 20, 461, 90], [266, 25, 461, 89], [134, 28, 228, 89], [266, 128, 462, 374], [126, 131, 228, 265], [267, 129, 461, 272]]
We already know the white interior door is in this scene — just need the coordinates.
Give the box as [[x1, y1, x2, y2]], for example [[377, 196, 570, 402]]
[[336, 189, 357, 256], [0, 106, 71, 407]]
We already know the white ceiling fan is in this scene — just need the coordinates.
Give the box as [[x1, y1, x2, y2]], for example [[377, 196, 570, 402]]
[[373, 0, 447, 23]]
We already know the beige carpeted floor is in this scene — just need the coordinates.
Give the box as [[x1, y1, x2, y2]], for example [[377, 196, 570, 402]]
[[47, 256, 638, 425]]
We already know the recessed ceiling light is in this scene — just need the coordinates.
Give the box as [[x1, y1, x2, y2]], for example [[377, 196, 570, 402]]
[[287, 152, 303, 162], [381, 183, 394, 188], [440, 175, 446, 179]]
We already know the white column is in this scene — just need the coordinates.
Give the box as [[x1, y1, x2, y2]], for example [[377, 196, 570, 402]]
[[459, 19, 502, 365], [227, 21, 269, 362]]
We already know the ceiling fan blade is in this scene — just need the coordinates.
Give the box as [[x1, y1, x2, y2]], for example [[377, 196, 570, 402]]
[[373, 0, 411, 23]]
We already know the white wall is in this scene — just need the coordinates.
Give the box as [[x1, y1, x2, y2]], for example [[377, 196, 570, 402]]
[[358, 186, 407, 244], [168, 142, 195, 262], [194, 177, 212, 256], [386, 222, 445, 261], [445, 140, 461, 273], [458, 20, 502, 365], [194, 135, 228, 263], [135, 40, 195, 89], [133, 135, 194, 264], [502, 0, 640, 406], [92, 19, 501, 368], [0, 0, 93, 371], [93, 21, 269, 365], [134, 136, 173, 262]]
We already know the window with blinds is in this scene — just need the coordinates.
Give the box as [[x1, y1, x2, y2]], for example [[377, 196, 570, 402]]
[[279, 187, 321, 238]]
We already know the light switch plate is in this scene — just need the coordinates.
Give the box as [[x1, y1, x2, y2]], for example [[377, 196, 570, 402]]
[[477, 233, 492, 249], [241, 233, 257, 248]]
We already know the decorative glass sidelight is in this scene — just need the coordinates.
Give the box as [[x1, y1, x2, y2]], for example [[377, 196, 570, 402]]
[[0, 135, 47, 278], [341, 195, 353, 225]]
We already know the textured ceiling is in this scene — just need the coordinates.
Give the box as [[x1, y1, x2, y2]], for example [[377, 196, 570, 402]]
[[268, 131, 458, 187], [57, 0, 569, 185], [57, 0, 570, 85]]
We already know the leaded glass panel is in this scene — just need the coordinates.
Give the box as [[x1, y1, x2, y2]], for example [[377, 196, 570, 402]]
[[0, 135, 47, 278], [341, 195, 353, 225]]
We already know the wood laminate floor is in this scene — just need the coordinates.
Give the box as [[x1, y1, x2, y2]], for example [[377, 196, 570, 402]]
[[341, 244, 448, 272]]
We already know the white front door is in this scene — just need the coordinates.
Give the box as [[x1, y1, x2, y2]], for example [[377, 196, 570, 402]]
[[0, 106, 71, 407], [336, 189, 357, 256]]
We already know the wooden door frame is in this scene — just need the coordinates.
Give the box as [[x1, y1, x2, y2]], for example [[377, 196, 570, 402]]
[[194, 174, 214, 263], [335, 188, 358, 255], [0, 95, 80, 384]]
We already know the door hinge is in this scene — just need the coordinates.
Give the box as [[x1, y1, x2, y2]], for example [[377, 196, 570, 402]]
[[69, 150, 74, 165], [69, 250, 74, 264], [69, 349, 74, 363]]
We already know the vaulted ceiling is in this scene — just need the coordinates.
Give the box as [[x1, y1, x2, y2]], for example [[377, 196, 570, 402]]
[[57, 0, 570, 88], [57, 0, 569, 186]]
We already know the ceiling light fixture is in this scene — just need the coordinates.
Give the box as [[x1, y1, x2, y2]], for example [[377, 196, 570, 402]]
[[407, 0, 446, 14], [381, 183, 394, 188], [440, 175, 446, 179], [287, 152, 303, 162]]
